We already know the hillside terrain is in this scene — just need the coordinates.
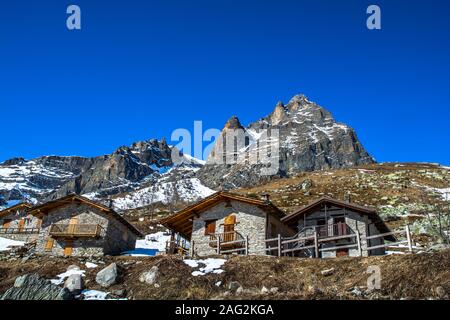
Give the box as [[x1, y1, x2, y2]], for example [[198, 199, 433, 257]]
[[123, 162, 449, 247], [0, 249, 448, 300]]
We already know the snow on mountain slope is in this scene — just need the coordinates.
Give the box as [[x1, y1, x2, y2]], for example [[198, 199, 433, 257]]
[[106, 177, 215, 210]]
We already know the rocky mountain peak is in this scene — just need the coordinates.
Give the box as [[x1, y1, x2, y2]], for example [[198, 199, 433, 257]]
[[269, 101, 289, 125], [197, 94, 375, 189], [223, 116, 244, 130]]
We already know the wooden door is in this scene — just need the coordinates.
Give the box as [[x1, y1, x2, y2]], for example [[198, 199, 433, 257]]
[[223, 215, 236, 242], [68, 216, 78, 234], [18, 219, 25, 232], [64, 241, 73, 256], [2, 219, 11, 229]]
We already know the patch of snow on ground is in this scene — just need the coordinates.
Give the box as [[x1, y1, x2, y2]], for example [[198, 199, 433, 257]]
[[136, 231, 172, 252], [183, 258, 226, 276], [82, 290, 109, 300], [0, 237, 25, 252], [85, 262, 98, 269], [51, 269, 85, 285]]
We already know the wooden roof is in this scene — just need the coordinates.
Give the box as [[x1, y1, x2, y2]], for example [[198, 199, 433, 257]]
[[160, 191, 286, 238], [0, 203, 33, 218], [28, 194, 143, 237], [281, 197, 395, 241]]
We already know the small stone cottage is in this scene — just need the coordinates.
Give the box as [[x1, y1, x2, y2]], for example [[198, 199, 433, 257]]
[[281, 197, 395, 257], [28, 194, 143, 257], [0, 203, 40, 242], [161, 191, 295, 257]]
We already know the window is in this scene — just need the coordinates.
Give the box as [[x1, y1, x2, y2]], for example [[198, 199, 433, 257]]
[[204, 220, 216, 235]]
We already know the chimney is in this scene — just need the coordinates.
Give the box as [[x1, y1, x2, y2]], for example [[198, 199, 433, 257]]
[[262, 194, 270, 203]]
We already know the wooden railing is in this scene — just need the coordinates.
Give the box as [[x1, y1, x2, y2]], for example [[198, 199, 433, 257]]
[[256, 225, 417, 258], [49, 224, 102, 238], [0, 227, 40, 234], [208, 231, 248, 255]]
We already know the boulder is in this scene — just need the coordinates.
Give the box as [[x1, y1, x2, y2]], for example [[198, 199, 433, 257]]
[[1, 274, 72, 300], [227, 281, 241, 291], [95, 263, 118, 288], [139, 266, 159, 285], [321, 268, 335, 276], [300, 179, 313, 190], [261, 286, 269, 294], [64, 274, 84, 295]]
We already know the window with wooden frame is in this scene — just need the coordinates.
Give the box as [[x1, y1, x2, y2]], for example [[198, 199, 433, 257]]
[[44, 237, 54, 251], [204, 220, 216, 235]]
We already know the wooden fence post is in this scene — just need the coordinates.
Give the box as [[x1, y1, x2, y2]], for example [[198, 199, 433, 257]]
[[277, 234, 282, 257], [245, 236, 249, 255], [217, 236, 221, 255], [314, 230, 319, 258], [405, 225, 413, 253], [356, 230, 362, 257]]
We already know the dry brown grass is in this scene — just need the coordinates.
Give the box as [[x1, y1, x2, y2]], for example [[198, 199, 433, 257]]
[[1, 249, 449, 300]]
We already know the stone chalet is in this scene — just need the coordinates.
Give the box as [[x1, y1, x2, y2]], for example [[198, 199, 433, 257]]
[[162, 192, 395, 258], [0, 203, 40, 242], [161, 191, 296, 256], [3, 194, 144, 257], [281, 197, 396, 258]]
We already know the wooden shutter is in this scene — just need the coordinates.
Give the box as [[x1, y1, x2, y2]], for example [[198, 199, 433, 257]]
[[45, 237, 54, 251], [204, 220, 216, 235], [2, 219, 12, 228], [64, 241, 73, 256], [18, 219, 25, 232]]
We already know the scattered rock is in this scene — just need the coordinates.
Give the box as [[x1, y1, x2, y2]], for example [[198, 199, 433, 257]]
[[1, 274, 72, 300], [321, 268, 335, 276], [435, 286, 446, 298], [300, 179, 313, 190], [139, 266, 159, 285], [111, 289, 126, 298], [64, 274, 84, 295], [95, 263, 118, 288], [228, 281, 241, 291]]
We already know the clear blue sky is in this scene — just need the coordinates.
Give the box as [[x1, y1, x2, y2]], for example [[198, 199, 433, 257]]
[[0, 0, 449, 164]]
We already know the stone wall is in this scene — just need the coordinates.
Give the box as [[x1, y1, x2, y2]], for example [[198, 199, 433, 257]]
[[103, 216, 138, 255], [191, 200, 269, 257]]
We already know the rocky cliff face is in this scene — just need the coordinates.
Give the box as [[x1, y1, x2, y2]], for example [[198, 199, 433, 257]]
[[196, 94, 374, 189], [0, 93, 374, 210], [0, 139, 213, 210]]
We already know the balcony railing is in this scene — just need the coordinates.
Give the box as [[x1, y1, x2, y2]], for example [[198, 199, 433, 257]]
[[316, 222, 353, 238], [0, 228, 40, 234], [49, 224, 102, 238]]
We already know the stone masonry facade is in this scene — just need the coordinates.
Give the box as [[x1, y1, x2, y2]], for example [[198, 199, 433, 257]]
[[190, 200, 291, 257], [36, 202, 137, 257]]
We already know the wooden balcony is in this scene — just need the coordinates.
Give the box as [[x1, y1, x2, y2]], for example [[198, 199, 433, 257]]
[[209, 231, 246, 251], [49, 224, 101, 238]]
